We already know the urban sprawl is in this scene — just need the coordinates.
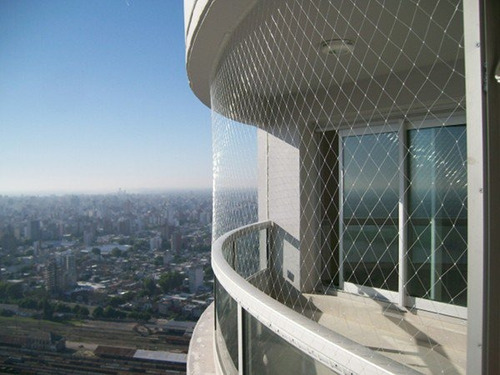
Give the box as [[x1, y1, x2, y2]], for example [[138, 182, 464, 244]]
[[0, 191, 213, 374]]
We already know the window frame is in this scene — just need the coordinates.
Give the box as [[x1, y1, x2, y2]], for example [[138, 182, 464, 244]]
[[337, 113, 467, 318]]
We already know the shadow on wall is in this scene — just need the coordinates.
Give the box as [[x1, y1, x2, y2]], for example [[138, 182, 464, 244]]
[[266, 224, 323, 323]]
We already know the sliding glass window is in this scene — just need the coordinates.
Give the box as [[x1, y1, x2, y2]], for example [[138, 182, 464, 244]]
[[339, 122, 467, 311], [407, 125, 467, 306], [342, 131, 399, 291]]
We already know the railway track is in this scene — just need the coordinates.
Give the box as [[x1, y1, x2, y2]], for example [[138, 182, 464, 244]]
[[0, 345, 185, 375]]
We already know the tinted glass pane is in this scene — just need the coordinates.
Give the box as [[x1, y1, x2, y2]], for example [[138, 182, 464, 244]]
[[244, 310, 339, 375], [215, 279, 239, 371], [342, 132, 399, 291], [407, 125, 467, 306]]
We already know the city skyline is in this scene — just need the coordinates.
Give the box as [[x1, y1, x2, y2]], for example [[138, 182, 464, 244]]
[[0, 0, 212, 195]]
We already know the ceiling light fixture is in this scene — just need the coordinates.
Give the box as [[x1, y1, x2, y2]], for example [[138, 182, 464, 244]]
[[320, 39, 354, 56]]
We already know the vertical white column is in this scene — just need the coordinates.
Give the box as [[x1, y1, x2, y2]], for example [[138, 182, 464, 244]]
[[257, 129, 269, 272], [398, 122, 407, 308], [463, 0, 486, 373]]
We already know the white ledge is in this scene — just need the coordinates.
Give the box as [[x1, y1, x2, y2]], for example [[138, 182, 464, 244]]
[[187, 303, 216, 375]]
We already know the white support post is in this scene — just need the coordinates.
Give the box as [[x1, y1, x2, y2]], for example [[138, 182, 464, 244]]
[[463, 0, 486, 373], [398, 122, 407, 308]]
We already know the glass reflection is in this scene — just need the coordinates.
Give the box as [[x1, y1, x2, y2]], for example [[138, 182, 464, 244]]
[[407, 125, 467, 306], [215, 279, 239, 371], [342, 131, 399, 291], [244, 310, 338, 375]]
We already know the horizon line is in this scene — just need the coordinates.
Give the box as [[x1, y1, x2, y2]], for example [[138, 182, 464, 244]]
[[0, 187, 214, 197]]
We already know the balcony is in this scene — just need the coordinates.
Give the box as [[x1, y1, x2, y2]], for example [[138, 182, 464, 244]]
[[209, 221, 466, 375]]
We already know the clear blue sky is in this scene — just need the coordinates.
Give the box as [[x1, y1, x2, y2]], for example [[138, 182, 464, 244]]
[[0, 0, 212, 195]]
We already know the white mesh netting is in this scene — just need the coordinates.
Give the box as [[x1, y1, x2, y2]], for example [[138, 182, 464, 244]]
[[212, 0, 466, 373]]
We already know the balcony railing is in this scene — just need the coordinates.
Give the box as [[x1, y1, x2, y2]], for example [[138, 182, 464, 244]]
[[212, 221, 420, 375]]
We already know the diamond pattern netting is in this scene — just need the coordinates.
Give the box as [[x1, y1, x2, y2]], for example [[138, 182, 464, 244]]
[[211, 0, 466, 373]]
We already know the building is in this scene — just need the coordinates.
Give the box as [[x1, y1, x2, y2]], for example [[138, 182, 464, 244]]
[[170, 232, 183, 255], [0, 332, 65, 352], [26, 220, 40, 241], [117, 217, 131, 236], [45, 256, 62, 294], [163, 250, 173, 266], [83, 228, 95, 247], [188, 265, 204, 294], [45, 250, 77, 294], [150, 235, 162, 251], [184, 1, 499, 375]]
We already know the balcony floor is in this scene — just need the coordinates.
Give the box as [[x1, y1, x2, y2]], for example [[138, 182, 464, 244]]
[[304, 292, 466, 375]]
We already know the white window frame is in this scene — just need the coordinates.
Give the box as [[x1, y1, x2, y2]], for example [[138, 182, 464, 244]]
[[337, 113, 467, 319]]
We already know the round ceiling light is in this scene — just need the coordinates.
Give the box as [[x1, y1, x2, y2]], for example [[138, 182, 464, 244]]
[[320, 39, 354, 56]]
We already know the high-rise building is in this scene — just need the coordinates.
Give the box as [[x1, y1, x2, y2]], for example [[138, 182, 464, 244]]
[[45, 257, 61, 295], [171, 232, 183, 255], [150, 236, 162, 251], [26, 220, 40, 241], [83, 225, 96, 246], [117, 217, 131, 236], [184, 1, 499, 375], [161, 224, 172, 241], [45, 250, 77, 295], [64, 250, 77, 287], [188, 265, 204, 294], [164, 250, 173, 266]]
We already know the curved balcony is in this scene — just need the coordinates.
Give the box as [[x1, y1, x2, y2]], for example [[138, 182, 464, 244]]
[[211, 221, 467, 375]]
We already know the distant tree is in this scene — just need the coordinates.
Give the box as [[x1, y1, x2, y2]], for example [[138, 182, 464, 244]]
[[158, 271, 184, 293], [143, 278, 157, 296], [42, 299, 53, 320], [72, 305, 81, 315], [154, 256, 163, 266], [173, 254, 184, 263], [194, 244, 211, 253], [0, 282, 8, 301], [30, 286, 49, 300], [119, 291, 134, 302], [79, 306, 89, 317], [103, 306, 114, 318], [111, 247, 122, 257], [18, 298, 38, 310], [103, 306, 126, 319], [132, 239, 149, 252], [0, 282, 24, 303], [54, 303, 71, 313], [128, 311, 151, 321], [0, 233, 18, 252], [79, 272, 91, 282], [118, 238, 132, 245], [109, 295, 125, 307], [91, 247, 101, 256], [0, 309, 14, 317], [92, 306, 104, 319], [5, 283, 23, 301]]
